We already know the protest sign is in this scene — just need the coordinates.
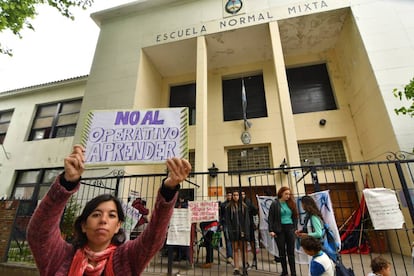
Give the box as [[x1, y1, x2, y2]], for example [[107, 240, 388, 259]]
[[363, 188, 405, 230], [81, 108, 188, 166], [188, 201, 219, 223], [121, 201, 141, 241], [167, 208, 192, 246]]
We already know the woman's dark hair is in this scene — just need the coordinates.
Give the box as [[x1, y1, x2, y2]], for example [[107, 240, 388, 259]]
[[370, 256, 390, 273], [300, 236, 322, 252], [277, 186, 299, 219], [301, 195, 323, 221], [72, 194, 126, 249]]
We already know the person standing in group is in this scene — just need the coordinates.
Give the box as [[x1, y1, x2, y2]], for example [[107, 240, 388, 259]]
[[268, 186, 299, 276], [27, 144, 191, 276], [295, 195, 324, 240], [220, 191, 233, 263], [300, 236, 334, 276], [241, 191, 259, 268], [226, 190, 251, 275]]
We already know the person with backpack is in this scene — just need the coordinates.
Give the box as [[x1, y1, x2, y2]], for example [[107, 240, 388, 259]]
[[300, 236, 334, 276], [295, 195, 324, 240]]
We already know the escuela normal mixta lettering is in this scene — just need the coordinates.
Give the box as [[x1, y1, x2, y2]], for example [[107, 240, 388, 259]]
[[86, 111, 181, 163]]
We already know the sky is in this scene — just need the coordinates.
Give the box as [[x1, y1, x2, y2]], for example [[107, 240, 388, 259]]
[[0, 1, 135, 92]]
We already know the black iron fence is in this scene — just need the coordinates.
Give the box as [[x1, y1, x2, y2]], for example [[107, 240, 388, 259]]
[[6, 155, 414, 275]]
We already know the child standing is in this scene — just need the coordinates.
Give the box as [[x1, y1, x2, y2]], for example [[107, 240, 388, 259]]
[[300, 236, 334, 276]]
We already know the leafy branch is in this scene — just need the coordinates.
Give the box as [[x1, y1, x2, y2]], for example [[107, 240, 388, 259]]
[[393, 77, 414, 117], [0, 0, 94, 56]]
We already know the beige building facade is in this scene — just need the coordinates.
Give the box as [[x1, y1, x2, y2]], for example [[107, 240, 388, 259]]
[[0, 0, 413, 205]]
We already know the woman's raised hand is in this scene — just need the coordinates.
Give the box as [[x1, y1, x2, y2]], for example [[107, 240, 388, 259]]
[[164, 158, 192, 189], [64, 144, 85, 182]]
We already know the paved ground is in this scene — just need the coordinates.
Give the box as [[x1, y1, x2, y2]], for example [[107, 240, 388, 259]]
[[139, 248, 413, 276]]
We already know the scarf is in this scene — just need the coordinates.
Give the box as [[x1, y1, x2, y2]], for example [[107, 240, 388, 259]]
[[68, 244, 117, 276]]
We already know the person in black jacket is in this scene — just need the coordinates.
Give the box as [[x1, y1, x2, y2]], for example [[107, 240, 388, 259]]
[[268, 186, 299, 276], [226, 191, 251, 275], [220, 192, 233, 263]]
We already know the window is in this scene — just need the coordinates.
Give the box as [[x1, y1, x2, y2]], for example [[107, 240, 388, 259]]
[[0, 109, 13, 144], [298, 140, 347, 167], [29, 99, 82, 141], [12, 168, 63, 200], [170, 83, 196, 125], [227, 146, 271, 174], [222, 74, 268, 121], [286, 64, 337, 114]]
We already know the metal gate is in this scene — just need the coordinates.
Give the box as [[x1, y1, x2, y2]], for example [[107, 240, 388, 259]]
[[7, 154, 414, 275]]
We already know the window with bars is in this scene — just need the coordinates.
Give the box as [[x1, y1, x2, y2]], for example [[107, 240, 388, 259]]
[[286, 64, 337, 114], [0, 109, 13, 144], [227, 146, 271, 174], [298, 140, 347, 167], [222, 74, 268, 121], [29, 99, 82, 141], [169, 83, 196, 125]]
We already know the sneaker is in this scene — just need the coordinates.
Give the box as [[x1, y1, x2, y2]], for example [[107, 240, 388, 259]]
[[233, 269, 240, 275], [226, 257, 233, 264]]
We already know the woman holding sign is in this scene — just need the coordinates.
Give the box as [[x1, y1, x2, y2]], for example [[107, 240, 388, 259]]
[[27, 144, 191, 276]]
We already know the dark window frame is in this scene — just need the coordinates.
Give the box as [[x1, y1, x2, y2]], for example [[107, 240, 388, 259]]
[[222, 73, 268, 122], [29, 99, 82, 141], [0, 109, 13, 144], [169, 83, 196, 125], [286, 63, 337, 114]]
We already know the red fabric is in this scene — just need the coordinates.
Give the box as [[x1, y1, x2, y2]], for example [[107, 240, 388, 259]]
[[68, 244, 116, 276], [340, 177, 370, 254]]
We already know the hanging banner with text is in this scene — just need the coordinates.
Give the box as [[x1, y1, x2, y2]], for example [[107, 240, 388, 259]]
[[81, 108, 189, 166], [363, 188, 405, 230]]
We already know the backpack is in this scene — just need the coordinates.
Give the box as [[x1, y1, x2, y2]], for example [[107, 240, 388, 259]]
[[320, 222, 340, 262], [303, 215, 340, 261], [335, 257, 355, 276]]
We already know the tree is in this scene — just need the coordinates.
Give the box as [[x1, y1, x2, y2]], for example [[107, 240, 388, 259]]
[[393, 77, 414, 117], [0, 0, 94, 56]]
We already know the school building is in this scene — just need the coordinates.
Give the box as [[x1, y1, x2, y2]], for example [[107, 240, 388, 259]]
[[0, 0, 413, 263]]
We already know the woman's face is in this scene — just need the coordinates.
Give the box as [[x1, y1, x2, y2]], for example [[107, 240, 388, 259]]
[[280, 189, 291, 202], [233, 192, 239, 202], [81, 200, 121, 252]]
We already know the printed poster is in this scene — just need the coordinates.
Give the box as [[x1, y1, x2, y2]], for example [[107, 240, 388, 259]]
[[363, 188, 405, 230], [81, 108, 188, 166]]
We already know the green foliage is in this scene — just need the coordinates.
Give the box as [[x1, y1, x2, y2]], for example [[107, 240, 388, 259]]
[[0, 0, 94, 56], [393, 77, 414, 117], [60, 195, 81, 241]]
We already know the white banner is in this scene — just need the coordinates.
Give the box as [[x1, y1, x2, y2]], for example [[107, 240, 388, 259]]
[[363, 188, 405, 230], [167, 208, 192, 246], [257, 195, 279, 257], [295, 190, 341, 264]]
